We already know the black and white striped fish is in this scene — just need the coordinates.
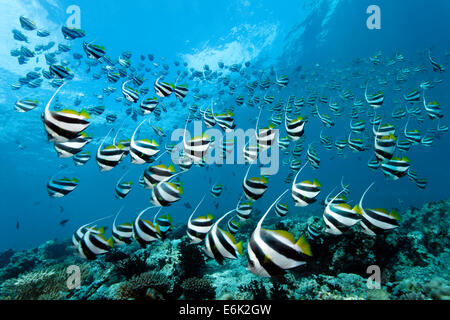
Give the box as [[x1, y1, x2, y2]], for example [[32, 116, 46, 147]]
[[72, 216, 110, 248], [211, 184, 223, 198], [133, 206, 161, 247], [275, 202, 289, 217], [292, 164, 321, 207], [15, 98, 39, 112], [73, 151, 91, 166], [140, 97, 158, 115], [61, 26, 86, 40], [154, 77, 173, 97], [285, 116, 306, 141], [423, 93, 443, 120], [374, 133, 396, 163], [381, 156, 410, 180], [307, 144, 320, 169], [306, 222, 322, 241], [42, 84, 91, 142], [356, 183, 401, 236], [236, 200, 253, 220], [204, 209, 243, 265], [227, 217, 240, 235], [213, 111, 236, 131], [83, 41, 106, 60], [47, 177, 79, 198], [242, 165, 269, 201], [323, 190, 360, 235], [187, 197, 215, 244], [276, 74, 289, 87], [365, 82, 385, 108], [144, 164, 176, 189], [243, 145, 258, 163], [428, 51, 445, 72], [77, 228, 113, 260], [174, 84, 188, 100], [96, 144, 124, 172], [19, 16, 37, 30], [256, 125, 277, 150], [96, 130, 125, 172], [130, 119, 160, 164], [154, 211, 172, 236], [202, 109, 216, 128], [247, 189, 312, 277], [122, 80, 140, 103], [150, 172, 184, 207], [404, 89, 421, 102], [115, 175, 132, 200], [53, 133, 90, 158], [264, 94, 275, 104], [49, 64, 73, 79], [177, 154, 193, 171], [183, 128, 211, 163], [112, 207, 133, 245]]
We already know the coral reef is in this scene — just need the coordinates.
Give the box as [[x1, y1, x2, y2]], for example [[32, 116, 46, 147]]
[[0, 267, 67, 300], [115, 272, 170, 300], [0, 249, 14, 269], [112, 251, 148, 280], [181, 277, 216, 300], [0, 199, 448, 300]]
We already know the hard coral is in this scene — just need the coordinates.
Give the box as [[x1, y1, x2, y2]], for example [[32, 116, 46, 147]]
[[113, 251, 148, 280], [0, 267, 67, 300], [238, 280, 269, 300], [181, 277, 216, 300], [116, 271, 170, 300], [179, 238, 206, 278]]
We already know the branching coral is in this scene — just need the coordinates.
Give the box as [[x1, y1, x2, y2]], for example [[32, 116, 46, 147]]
[[238, 280, 269, 300], [181, 277, 216, 300], [178, 239, 206, 279], [113, 251, 148, 280], [0, 267, 67, 300], [115, 271, 170, 300], [40, 239, 70, 260]]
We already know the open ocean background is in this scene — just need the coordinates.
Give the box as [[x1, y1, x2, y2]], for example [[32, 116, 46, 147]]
[[0, 0, 449, 252]]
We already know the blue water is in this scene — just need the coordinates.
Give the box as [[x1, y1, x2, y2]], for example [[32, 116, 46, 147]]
[[0, 0, 449, 251]]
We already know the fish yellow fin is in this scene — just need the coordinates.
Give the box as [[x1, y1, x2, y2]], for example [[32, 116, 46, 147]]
[[353, 205, 363, 215], [296, 235, 312, 256], [58, 109, 79, 116], [263, 254, 272, 264], [222, 229, 237, 243], [79, 109, 91, 119], [270, 229, 295, 243], [390, 210, 402, 221], [337, 203, 352, 210], [236, 241, 243, 255]]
